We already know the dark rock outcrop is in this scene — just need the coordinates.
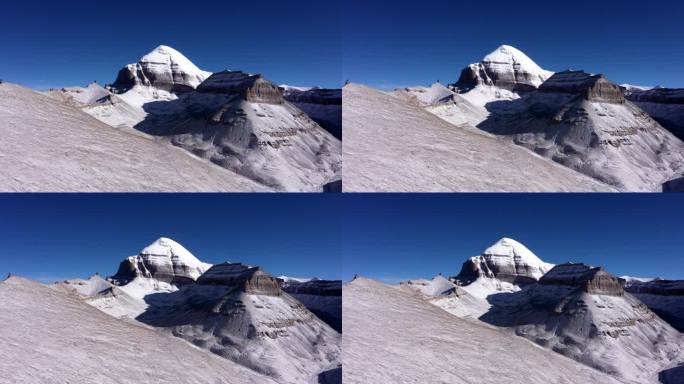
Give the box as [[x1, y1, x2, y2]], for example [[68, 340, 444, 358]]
[[625, 87, 684, 140], [283, 88, 342, 139], [539, 263, 624, 296], [197, 71, 284, 104], [539, 71, 625, 104], [197, 263, 282, 296]]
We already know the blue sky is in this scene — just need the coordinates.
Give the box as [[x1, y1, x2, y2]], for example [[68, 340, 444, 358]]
[[342, 194, 684, 283], [1, 0, 340, 89], [0, 194, 341, 282], [342, 0, 684, 89]]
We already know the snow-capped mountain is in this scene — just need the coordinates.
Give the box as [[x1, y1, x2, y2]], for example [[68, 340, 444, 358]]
[[111, 237, 212, 285], [454, 44, 554, 93], [41, 45, 342, 192], [456, 237, 555, 285], [478, 70, 684, 191], [111, 45, 212, 93], [54, 237, 340, 384]]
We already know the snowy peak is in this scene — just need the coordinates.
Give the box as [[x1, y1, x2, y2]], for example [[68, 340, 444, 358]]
[[455, 44, 553, 92], [111, 45, 212, 93], [456, 237, 554, 284], [110, 237, 212, 285]]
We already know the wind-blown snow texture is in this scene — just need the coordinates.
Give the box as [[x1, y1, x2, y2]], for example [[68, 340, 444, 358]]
[[343, 278, 622, 384], [0, 82, 266, 192], [342, 83, 614, 192], [0, 276, 277, 384]]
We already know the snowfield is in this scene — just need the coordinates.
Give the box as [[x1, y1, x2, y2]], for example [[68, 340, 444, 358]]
[[0, 276, 278, 384], [342, 83, 615, 192], [343, 278, 623, 384], [0, 82, 266, 192]]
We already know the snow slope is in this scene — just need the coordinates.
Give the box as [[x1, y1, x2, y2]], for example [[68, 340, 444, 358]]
[[342, 83, 615, 192], [343, 278, 622, 384], [0, 276, 276, 384], [0, 82, 266, 192]]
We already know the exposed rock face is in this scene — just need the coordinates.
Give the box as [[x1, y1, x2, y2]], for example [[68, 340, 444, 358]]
[[110, 237, 212, 285], [111, 45, 211, 93], [540, 263, 624, 296], [456, 237, 554, 285], [197, 71, 284, 104], [540, 71, 625, 104], [197, 263, 282, 296], [280, 278, 342, 332], [454, 45, 554, 93], [625, 87, 684, 140], [624, 279, 684, 332], [283, 88, 342, 139]]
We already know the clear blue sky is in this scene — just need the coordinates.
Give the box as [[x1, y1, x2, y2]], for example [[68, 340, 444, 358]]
[[342, 194, 684, 283], [0, 194, 341, 282], [342, 0, 684, 89], [1, 0, 340, 89]]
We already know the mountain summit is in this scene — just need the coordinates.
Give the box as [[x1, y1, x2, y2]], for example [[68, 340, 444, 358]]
[[111, 237, 212, 285], [455, 44, 554, 92], [456, 237, 554, 284], [112, 45, 212, 93]]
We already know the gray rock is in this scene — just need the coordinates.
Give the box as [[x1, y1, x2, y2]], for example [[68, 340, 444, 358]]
[[198, 263, 282, 296], [540, 263, 625, 296], [540, 71, 625, 104], [197, 71, 284, 104]]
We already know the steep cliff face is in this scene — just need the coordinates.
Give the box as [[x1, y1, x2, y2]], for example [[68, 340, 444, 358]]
[[111, 45, 212, 93], [624, 279, 684, 331], [454, 45, 554, 92]]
